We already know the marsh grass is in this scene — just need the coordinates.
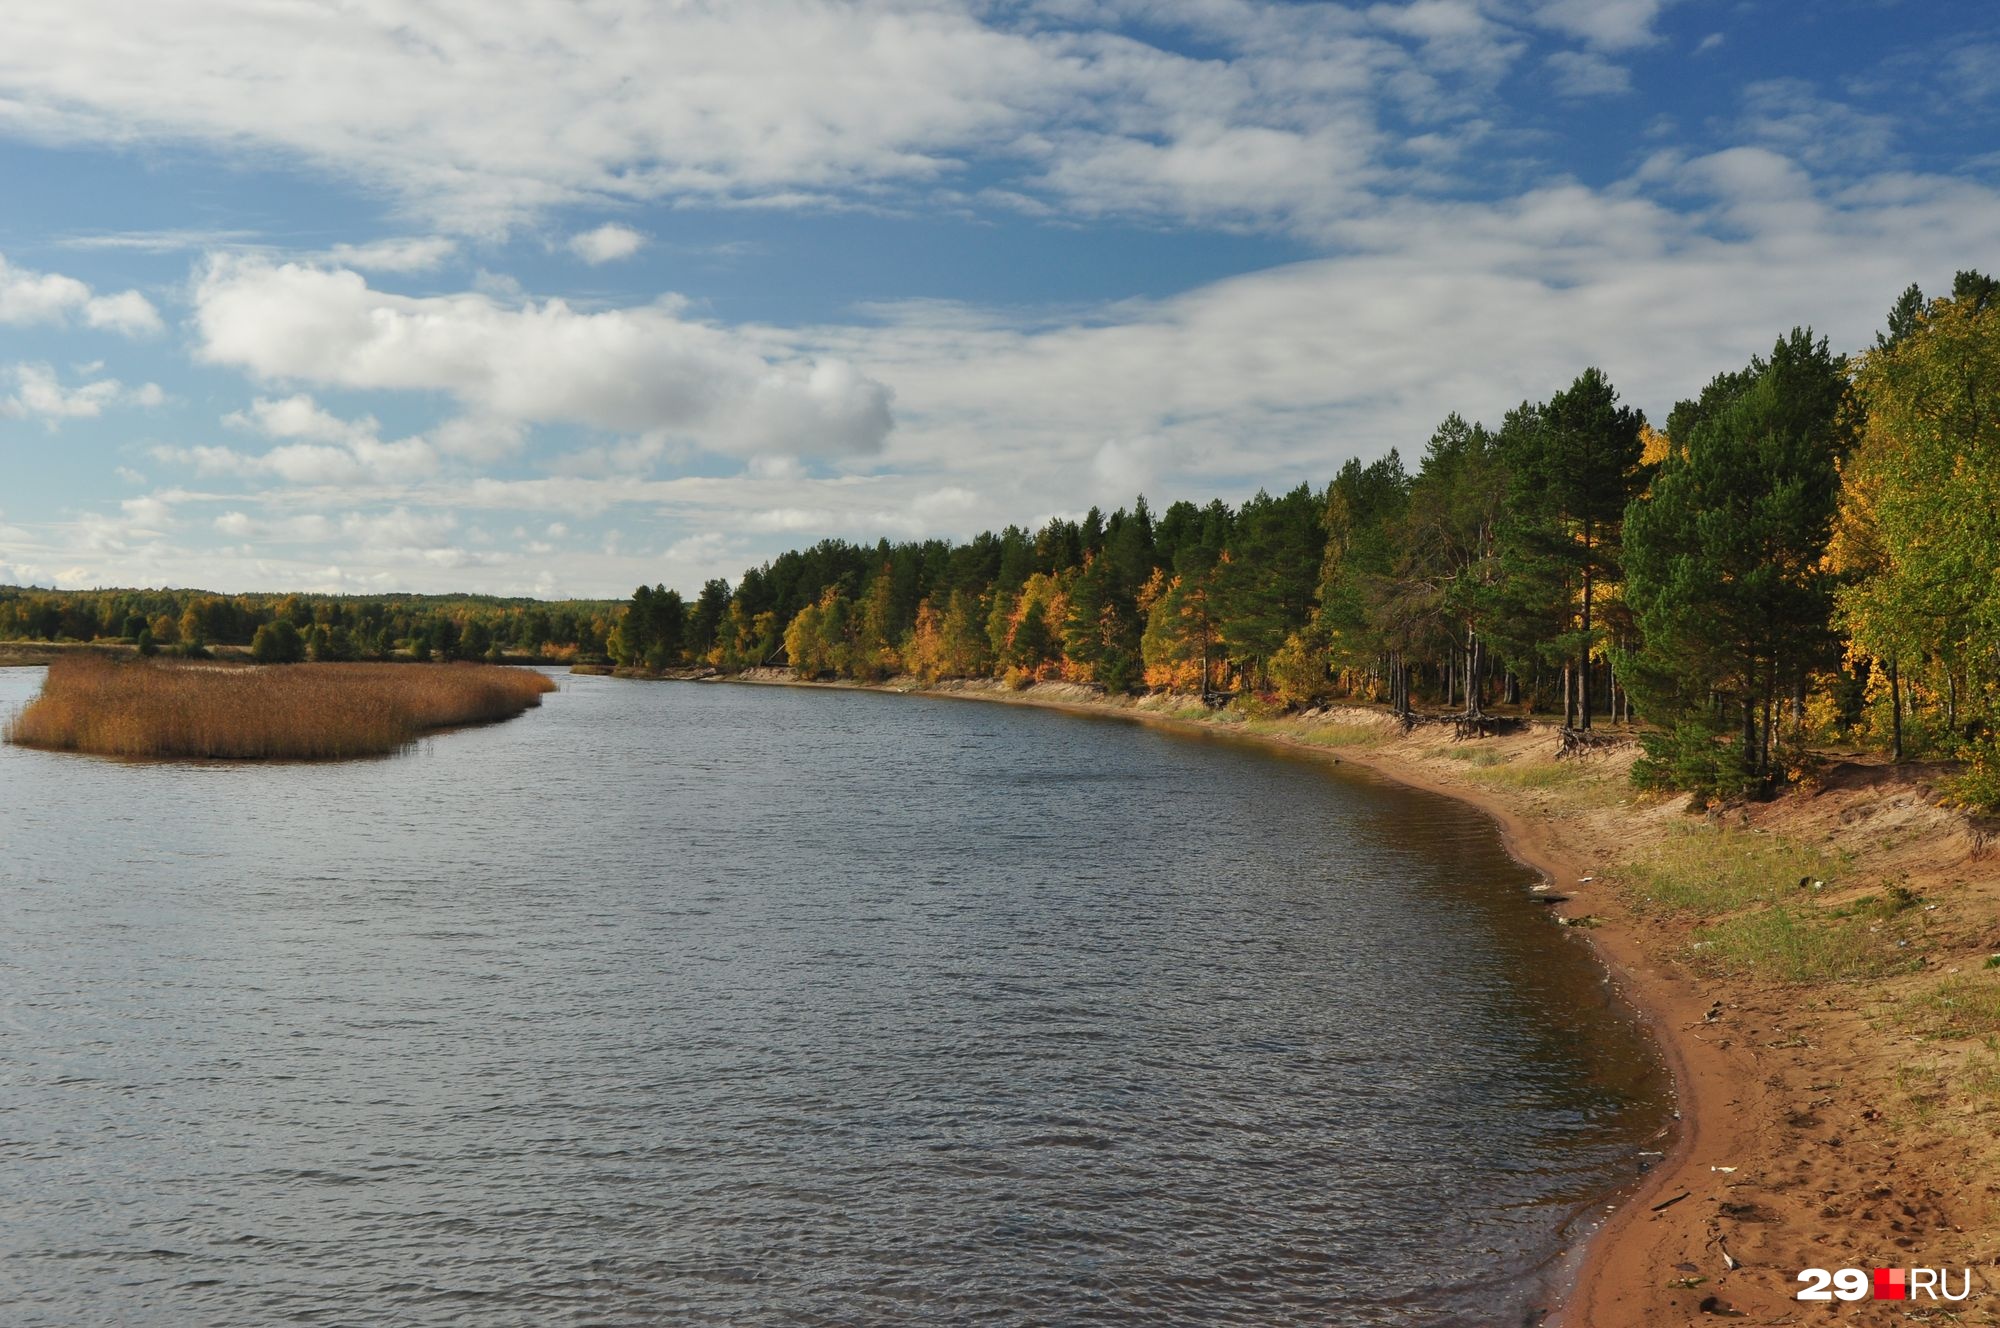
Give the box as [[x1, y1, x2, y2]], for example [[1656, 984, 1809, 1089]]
[[6, 656, 556, 760], [1689, 904, 1911, 984], [1623, 824, 1845, 917]]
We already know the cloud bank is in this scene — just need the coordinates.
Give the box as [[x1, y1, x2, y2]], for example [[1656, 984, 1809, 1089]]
[[192, 258, 894, 460], [0, 0, 1668, 235]]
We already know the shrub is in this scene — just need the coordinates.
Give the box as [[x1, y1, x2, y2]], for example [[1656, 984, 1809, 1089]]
[[1097, 647, 1141, 696], [1947, 739, 2000, 814], [250, 620, 305, 664], [1631, 720, 1756, 802], [1268, 632, 1333, 708]]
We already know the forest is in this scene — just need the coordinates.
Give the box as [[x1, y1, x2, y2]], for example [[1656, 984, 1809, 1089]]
[[604, 271, 2000, 803], [0, 588, 619, 665]]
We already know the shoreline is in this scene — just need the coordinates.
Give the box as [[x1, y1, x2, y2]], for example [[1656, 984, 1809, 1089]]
[[646, 667, 1997, 1325]]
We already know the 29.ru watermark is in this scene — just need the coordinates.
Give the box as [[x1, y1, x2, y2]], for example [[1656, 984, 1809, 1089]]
[[1797, 1267, 1972, 1302]]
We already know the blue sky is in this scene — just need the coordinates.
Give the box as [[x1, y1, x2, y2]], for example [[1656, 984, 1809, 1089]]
[[1, 0, 1995, 598]]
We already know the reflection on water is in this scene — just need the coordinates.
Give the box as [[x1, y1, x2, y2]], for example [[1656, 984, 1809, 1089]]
[[0, 669, 1668, 1325]]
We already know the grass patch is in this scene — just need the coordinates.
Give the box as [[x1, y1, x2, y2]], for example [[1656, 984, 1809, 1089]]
[[1828, 883, 1923, 922], [1439, 745, 1509, 767], [1963, 1051, 2000, 1104], [1898, 976, 2000, 1041], [7, 655, 556, 760], [1461, 758, 1577, 789], [1897, 1049, 2000, 1125], [1242, 717, 1383, 748], [1688, 904, 1911, 984], [1622, 824, 1845, 918]]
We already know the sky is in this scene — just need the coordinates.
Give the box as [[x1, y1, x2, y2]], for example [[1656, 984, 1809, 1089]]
[[0, 0, 1995, 600]]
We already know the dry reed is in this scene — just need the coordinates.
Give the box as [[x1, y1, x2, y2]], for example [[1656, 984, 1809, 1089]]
[[5, 656, 558, 760]]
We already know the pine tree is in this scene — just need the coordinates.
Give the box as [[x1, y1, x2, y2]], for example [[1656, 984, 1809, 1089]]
[[1498, 370, 1647, 727], [1624, 328, 1853, 787]]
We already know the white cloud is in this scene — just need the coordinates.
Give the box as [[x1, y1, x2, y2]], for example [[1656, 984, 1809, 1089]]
[[59, 227, 260, 252], [1091, 433, 1176, 496], [118, 495, 174, 530], [0, 253, 161, 334], [1738, 79, 1897, 168], [205, 506, 469, 564], [340, 507, 459, 548], [0, 2, 1530, 236], [66, 492, 179, 556], [193, 258, 896, 458], [212, 510, 335, 541], [1943, 42, 2000, 104], [83, 289, 166, 335], [1530, 0, 1672, 51], [164, 437, 439, 487], [162, 393, 442, 485], [325, 236, 457, 272], [568, 223, 646, 264], [225, 392, 377, 445], [1545, 51, 1632, 99], [431, 415, 525, 462], [3, 362, 160, 424], [748, 507, 839, 534]]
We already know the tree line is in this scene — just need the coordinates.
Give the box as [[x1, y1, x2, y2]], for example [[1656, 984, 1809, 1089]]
[[609, 270, 2000, 802], [0, 588, 619, 664]]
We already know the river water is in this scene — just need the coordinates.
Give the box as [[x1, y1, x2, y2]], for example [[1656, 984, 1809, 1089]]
[[0, 668, 1668, 1326]]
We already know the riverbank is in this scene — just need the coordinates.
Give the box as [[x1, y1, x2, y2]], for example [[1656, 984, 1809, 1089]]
[[685, 668, 1998, 1324]]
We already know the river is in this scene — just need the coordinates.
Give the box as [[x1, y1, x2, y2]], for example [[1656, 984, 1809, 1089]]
[[0, 667, 1668, 1325]]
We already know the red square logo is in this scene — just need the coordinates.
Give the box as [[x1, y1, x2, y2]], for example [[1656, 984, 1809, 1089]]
[[1873, 1267, 1907, 1301]]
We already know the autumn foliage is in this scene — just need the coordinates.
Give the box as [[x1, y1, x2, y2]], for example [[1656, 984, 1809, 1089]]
[[6, 656, 557, 760]]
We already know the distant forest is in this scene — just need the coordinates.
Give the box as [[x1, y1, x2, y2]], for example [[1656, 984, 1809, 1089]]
[[605, 271, 2000, 801], [0, 588, 619, 665]]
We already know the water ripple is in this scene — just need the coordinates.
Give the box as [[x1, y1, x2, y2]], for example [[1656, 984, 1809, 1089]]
[[0, 669, 1668, 1326]]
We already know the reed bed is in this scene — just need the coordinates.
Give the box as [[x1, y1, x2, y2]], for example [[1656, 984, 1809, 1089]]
[[5, 656, 557, 760]]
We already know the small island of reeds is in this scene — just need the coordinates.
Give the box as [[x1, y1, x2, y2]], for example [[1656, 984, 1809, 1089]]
[[5, 656, 558, 760]]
